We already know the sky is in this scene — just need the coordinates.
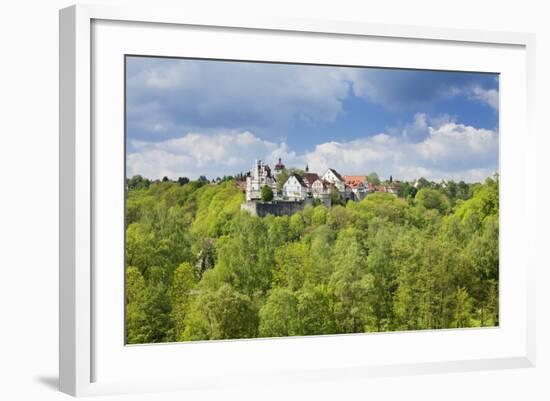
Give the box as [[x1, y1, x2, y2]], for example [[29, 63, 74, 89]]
[[126, 56, 499, 182]]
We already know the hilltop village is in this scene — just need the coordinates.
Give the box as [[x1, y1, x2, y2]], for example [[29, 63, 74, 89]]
[[239, 158, 400, 217]]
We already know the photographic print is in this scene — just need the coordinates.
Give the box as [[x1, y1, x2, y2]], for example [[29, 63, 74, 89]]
[[125, 56, 499, 344]]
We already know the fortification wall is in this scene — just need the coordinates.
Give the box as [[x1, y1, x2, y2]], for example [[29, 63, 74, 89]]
[[241, 200, 308, 217]]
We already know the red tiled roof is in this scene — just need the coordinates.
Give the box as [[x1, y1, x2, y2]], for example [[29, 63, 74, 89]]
[[344, 175, 367, 188]]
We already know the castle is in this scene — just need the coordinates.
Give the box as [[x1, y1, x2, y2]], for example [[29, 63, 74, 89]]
[[242, 158, 386, 216], [245, 160, 278, 201]]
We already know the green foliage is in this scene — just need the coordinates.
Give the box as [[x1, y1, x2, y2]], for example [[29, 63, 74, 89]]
[[182, 284, 258, 341], [216, 213, 275, 295], [273, 242, 313, 290], [125, 175, 499, 343], [259, 288, 300, 337], [367, 172, 381, 186], [330, 187, 345, 206], [454, 287, 473, 328], [297, 285, 336, 335], [415, 188, 451, 214], [127, 175, 151, 190], [261, 185, 274, 202], [169, 262, 197, 339], [402, 183, 417, 199], [125, 266, 147, 344]]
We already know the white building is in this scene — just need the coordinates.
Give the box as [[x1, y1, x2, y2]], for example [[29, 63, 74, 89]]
[[322, 168, 346, 192], [245, 160, 278, 201], [311, 178, 325, 195], [282, 174, 307, 201], [323, 168, 354, 200]]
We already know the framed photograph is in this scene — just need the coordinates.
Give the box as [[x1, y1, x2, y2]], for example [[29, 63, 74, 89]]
[[59, 4, 536, 396]]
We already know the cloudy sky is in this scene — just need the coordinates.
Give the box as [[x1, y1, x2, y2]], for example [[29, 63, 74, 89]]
[[126, 56, 499, 182]]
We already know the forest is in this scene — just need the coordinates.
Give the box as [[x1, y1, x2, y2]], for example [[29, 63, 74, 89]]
[[125, 174, 499, 344]]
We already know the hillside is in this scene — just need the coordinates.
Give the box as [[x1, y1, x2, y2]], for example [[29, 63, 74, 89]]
[[125, 176, 499, 343]]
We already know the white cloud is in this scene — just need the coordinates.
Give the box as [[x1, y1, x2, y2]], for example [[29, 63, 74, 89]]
[[127, 131, 303, 180], [303, 121, 498, 181], [127, 119, 498, 183], [143, 61, 201, 89], [469, 86, 499, 111]]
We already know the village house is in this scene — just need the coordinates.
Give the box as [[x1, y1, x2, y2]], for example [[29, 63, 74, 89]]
[[387, 180, 401, 195], [303, 172, 320, 192], [322, 168, 353, 200], [282, 173, 308, 201], [242, 158, 403, 210], [311, 178, 328, 197], [302, 172, 331, 205], [322, 168, 346, 192], [240, 157, 406, 217], [344, 175, 369, 201]]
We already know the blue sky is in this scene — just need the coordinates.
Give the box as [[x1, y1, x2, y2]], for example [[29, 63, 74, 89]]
[[126, 56, 499, 182]]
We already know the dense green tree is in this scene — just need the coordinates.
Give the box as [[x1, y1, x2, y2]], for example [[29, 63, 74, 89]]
[[311, 205, 327, 226], [177, 176, 190, 186], [415, 188, 450, 214], [259, 288, 300, 337], [402, 183, 417, 199], [329, 227, 372, 333], [329, 187, 345, 206], [182, 284, 259, 341], [261, 185, 274, 202], [365, 226, 400, 331], [367, 172, 381, 186], [126, 266, 147, 344], [307, 225, 337, 284], [273, 242, 313, 290], [169, 262, 197, 339], [135, 266, 174, 343], [454, 287, 473, 327], [194, 239, 216, 279], [415, 177, 430, 189], [125, 176, 499, 343], [125, 223, 157, 275], [267, 215, 290, 248], [289, 213, 305, 240], [297, 285, 336, 335], [127, 174, 151, 190], [216, 214, 274, 295]]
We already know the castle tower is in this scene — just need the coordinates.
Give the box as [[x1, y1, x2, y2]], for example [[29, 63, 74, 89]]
[[274, 157, 285, 175]]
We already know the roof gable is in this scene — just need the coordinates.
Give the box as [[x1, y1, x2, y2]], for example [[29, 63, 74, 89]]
[[285, 173, 307, 188], [328, 168, 344, 182], [304, 173, 320, 186]]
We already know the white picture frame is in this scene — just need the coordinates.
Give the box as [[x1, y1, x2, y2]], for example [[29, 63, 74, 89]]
[[59, 4, 536, 397]]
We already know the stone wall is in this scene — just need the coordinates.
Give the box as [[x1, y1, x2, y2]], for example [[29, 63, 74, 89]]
[[241, 200, 309, 217]]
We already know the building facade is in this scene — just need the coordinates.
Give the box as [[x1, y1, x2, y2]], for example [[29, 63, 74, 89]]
[[245, 159, 278, 201], [282, 174, 307, 201], [344, 175, 369, 201]]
